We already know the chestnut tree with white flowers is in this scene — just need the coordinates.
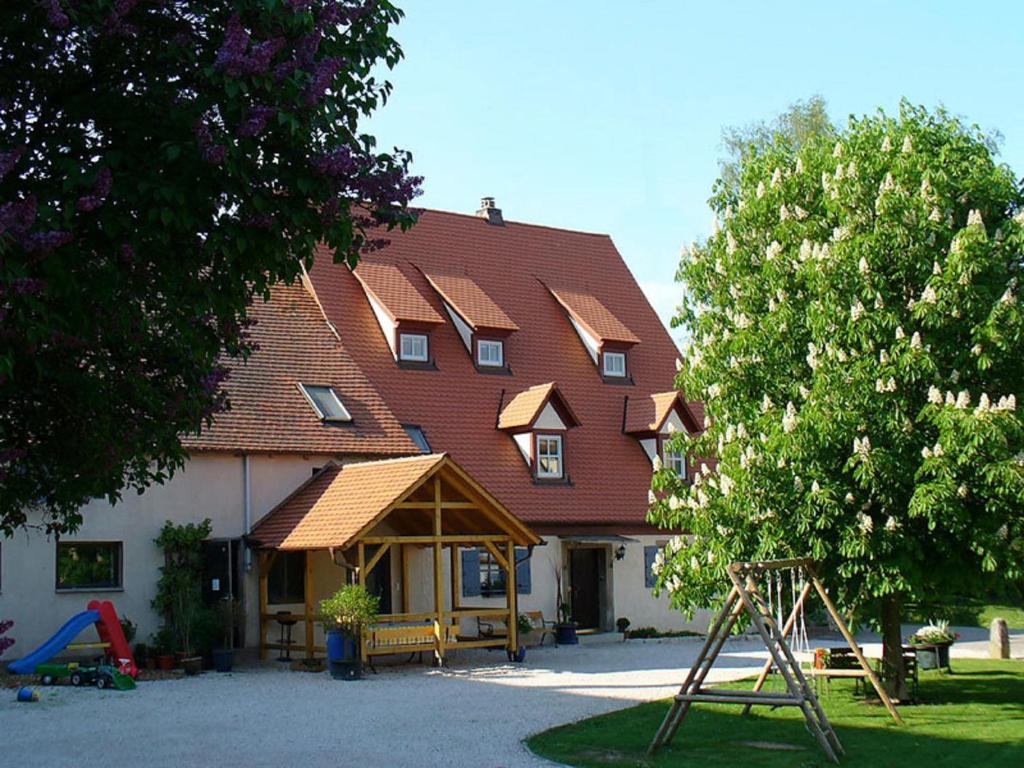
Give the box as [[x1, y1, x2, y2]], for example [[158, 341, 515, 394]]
[[649, 102, 1024, 699]]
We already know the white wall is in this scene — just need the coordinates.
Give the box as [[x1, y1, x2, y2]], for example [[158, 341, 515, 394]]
[[0, 453, 339, 656]]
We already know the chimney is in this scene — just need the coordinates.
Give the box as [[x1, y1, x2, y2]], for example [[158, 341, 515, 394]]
[[476, 196, 504, 226]]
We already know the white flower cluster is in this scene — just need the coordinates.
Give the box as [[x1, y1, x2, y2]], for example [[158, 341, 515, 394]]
[[852, 435, 872, 459], [967, 209, 984, 228], [719, 474, 735, 497], [806, 342, 820, 370], [726, 231, 738, 254], [857, 513, 874, 534], [762, 393, 774, 412], [707, 383, 722, 399], [976, 393, 1016, 414], [782, 401, 799, 433], [765, 240, 783, 261], [850, 300, 865, 321], [921, 442, 943, 459], [928, 385, 943, 404], [885, 516, 900, 533], [858, 256, 870, 275], [910, 331, 923, 349], [901, 135, 913, 154], [881, 136, 892, 152], [875, 377, 897, 393]]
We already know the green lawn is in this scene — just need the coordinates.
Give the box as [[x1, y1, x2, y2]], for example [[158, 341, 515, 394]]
[[906, 599, 1024, 630], [527, 660, 1024, 768]]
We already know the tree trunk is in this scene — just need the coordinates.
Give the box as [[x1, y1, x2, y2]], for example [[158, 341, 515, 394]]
[[880, 594, 910, 701]]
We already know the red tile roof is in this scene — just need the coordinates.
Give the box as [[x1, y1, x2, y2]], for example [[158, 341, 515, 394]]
[[182, 279, 416, 456], [352, 262, 443, 325], [549, 287, 641, 345], [423, 271, 518, 332], [307, 209, 698, 526]]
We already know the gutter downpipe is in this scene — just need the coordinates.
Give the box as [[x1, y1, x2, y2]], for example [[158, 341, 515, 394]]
[[243, 454, 252, 572]]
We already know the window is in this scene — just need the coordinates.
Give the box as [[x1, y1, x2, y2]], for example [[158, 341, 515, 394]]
[[403, 424, 431, 453], [461, 547, 532, 597], [299, 383, 352, 422], [664, 448, 687, 479], [268, 551, 306, 604], [399, 332, 429, 362], [56, 541, 123, 590], [477, 339, 504, 367], [644, 543, 665, 589], [536, 434, 563, 478], [603, 351, 626, 378]]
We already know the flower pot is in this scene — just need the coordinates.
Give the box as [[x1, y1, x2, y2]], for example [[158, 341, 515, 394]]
[[156, 654, 175, 671], [181, 656, 203, 676], [326, 629, 362, 680], [212, 648, 235, 673], [555, 624, 579, 645]]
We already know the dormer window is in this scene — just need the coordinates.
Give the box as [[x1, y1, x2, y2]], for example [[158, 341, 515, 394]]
[[536, 434, 563, 478], [477, 339, 504, 367], [399, 332, 429, 362], [602, 350, 627, 378], [298, 384, 352, 423], [664, 447, 687, 479]]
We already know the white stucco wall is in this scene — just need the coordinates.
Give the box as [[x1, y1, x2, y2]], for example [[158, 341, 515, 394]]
[[0, 453, 338, 656]]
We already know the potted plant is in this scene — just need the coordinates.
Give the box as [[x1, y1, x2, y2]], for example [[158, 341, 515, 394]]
[[133, 641, 153, 671], [152, 628, 176, 671], [319, 584, 379, 680], [152, 518, 212, 676], [553, 568, 578, 645], [212, 598, 245, 673], [120, 616, 137, 645], [616, 617, 631, 640], [908, 620, 959, 670]]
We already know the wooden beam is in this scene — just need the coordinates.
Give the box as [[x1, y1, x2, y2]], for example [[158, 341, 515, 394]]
[[809, 568, 903, 724], [304, 550, 315, 660], [450, 543, 461, 612], [357, 542, 367, 663], [394, 501, 479, 510], [433, 476, 445, 665], [258, 551, 269, 661], [506, 539, 518, 653], [401, 544, 411, 614], [744, 578, 814, 713], [482, 539, 509, 572], [364, 543, 389, 578], [359, 534, 512, 545]]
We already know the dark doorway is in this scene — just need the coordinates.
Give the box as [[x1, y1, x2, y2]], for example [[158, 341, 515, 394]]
[[364, 545, 393, 615], [201, 538, 243, 604], [569, 547, 605, 629]]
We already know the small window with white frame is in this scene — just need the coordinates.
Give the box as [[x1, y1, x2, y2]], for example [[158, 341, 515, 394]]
[[299, 384, 352, 422], [536, 434, 563, 478], [399, 332, 429, 362], [603, 350, 627, 378], [664, 447, 687, 479], [477, 339, 504, 367]]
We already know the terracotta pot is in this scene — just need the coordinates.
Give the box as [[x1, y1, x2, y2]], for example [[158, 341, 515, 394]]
[[181, 656, 203, 676], [156, 654, 175, 671]]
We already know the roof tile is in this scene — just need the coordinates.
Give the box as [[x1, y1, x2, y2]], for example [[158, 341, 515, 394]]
[[353, 262, 443, 324], [423, 271, 518, 332]]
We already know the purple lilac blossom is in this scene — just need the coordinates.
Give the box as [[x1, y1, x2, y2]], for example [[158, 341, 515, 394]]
[[41, 0, 69, 29], [76, 167, 113, 212], [0, 146, 26, 181], [301, 57, 344, 106], [237, 106, 277, 138]]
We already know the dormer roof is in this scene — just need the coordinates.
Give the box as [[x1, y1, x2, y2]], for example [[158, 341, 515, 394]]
[[624, 391, 701, 435], [497, 382, 581, 431], [353, 263, 443, 325], [423, 271, 518, 333], [549, 287, 641, 346]]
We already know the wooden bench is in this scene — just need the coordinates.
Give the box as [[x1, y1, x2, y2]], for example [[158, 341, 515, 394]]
[[477, 610, 558, 647], [364, 622, 459, 660], [809, 646, 918, 698]]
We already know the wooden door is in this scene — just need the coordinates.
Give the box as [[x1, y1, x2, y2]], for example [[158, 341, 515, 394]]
[[570, 548, 602, 629]]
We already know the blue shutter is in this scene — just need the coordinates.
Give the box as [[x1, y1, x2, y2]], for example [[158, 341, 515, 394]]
[[461, 548, 481, 597], [644, 545, 659, 589], [515, 547, 531, 595]]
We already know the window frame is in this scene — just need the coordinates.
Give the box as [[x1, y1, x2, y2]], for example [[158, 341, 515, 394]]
[[55, 541, 124, 592], [535, 433, 564, 479], [298, 383, 352, 423], [398, 332, 430, 362], [476, 338, 504, 368], [478, 547, 508, 596], [663, 446, 687, 479], [602, 350, 627, 378], [267, 550, 306, 604]]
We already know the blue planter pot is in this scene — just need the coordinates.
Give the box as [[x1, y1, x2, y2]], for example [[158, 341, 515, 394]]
[[555, 624, 578, 645], [326, 629, 362, 680]]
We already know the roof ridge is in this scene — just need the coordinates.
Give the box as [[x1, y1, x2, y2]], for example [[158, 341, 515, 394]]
[[417, 207, 612, 239], [340, 452, 446, 468]]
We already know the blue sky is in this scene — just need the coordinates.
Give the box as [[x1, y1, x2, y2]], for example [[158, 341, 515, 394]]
[[366, 1, 1024, 339]]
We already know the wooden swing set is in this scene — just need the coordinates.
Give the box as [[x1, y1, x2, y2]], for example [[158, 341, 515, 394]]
[[648, 558, 902, 763]]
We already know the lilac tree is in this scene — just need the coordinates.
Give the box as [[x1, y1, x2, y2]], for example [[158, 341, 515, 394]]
[[0, 1, 421, 535]]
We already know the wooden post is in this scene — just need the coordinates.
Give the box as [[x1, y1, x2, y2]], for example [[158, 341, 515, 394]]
[[450, 543, 461, 611], [304, 550, 316, 660], [506, 539, 518, 653], [433, 476, 445, 664], [401, 544, 411, 614], [357, 542, 367, 662], [258, 551, 269, 661], [744, 578, 814, 713]]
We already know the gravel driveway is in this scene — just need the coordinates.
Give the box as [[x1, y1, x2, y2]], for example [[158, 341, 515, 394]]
[[3, 627, 1019, 768], [1, 636, 768, 768]]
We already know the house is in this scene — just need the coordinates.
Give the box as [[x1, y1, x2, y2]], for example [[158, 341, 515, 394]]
[[0, 199, 707, 664], [302, 198, 709, 635]]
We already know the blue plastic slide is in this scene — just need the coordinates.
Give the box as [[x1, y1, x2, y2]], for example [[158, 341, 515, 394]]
[[7, 609, 100, 674]]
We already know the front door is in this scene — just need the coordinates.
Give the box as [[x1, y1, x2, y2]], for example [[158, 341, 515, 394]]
[[569, 547, 604, 629]]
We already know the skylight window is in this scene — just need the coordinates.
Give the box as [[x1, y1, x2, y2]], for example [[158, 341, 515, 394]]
[[299, 384, 352, 422], [403, 424, 431, 453]]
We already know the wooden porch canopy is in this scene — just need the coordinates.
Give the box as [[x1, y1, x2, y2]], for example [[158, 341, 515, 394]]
[[249, 453, 541, 663]]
